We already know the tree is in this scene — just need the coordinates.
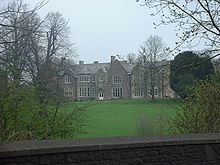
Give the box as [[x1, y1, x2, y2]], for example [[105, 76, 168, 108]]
[[0, 0, 44, 86], [0, 0, 83, 141], [213, 58, 220, 73], [126, 53, 137, 64], [171, 74, 220, 133], [170, 51, 214, 98], [138, 35, 167, 101], [137, 0, 220, 58], [32, 11, 74, 115]]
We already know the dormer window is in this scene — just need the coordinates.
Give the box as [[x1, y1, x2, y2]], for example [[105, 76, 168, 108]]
[[64, 75, 71, 84]]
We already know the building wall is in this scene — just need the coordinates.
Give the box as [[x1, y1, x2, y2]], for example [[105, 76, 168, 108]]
[[62, 59, 176, 101], [96, 69, 108, 100], [106, 61, 131, 99], [62, 74, 77, 100], [131, 66, 145, 99]]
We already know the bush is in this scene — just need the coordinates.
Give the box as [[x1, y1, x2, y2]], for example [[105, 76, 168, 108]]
[[0, 85, 86, 141], [170, 74, 220, 133]]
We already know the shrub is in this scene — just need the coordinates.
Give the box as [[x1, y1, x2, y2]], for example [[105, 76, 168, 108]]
[[0, 85, 86, 141], [170, 74, 220, 133]]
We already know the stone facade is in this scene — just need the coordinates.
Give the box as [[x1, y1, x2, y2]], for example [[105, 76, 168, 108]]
[[1, 134, 220, 165], [62, 56, 175, 101]]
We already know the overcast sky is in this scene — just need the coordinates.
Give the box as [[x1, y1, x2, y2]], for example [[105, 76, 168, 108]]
[[2, 0, 184, 63]]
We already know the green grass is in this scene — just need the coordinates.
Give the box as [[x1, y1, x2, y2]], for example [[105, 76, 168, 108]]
[[63, 98, 179, 138]]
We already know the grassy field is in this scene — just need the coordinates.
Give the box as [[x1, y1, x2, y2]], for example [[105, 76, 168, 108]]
[[64, 98, 179, 138]]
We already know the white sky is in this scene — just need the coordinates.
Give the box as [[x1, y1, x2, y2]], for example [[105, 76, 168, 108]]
[[1, 0, 190, 63]]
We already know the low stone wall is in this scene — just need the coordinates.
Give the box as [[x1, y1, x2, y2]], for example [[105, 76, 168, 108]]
[[0, 133, 220, 165]]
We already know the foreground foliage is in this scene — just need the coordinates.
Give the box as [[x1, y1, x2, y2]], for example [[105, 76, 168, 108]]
[[0, 84, 85, 141], [171, 74, 220, 133]]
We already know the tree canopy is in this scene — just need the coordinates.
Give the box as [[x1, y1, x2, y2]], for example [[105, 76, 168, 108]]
[[170, 51, 214, 98]]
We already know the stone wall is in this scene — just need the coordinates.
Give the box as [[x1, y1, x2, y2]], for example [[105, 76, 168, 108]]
[[1, 134, 220, 165], [107, 60, 131, 99]]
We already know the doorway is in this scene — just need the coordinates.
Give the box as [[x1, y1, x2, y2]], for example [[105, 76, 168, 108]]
[[98, 92, 104, 100]]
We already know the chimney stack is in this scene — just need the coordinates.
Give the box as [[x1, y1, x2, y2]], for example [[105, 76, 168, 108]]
[[111, 56, 116, 63], [94, 61, 99, 64], [79, 61, 84, 65]]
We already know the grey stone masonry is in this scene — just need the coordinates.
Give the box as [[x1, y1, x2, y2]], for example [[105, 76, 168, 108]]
[[0, 133, 220, 165], [62, 56, 176, 101]]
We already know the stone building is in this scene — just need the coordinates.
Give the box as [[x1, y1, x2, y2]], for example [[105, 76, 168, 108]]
[[62, 56, 175, 100]]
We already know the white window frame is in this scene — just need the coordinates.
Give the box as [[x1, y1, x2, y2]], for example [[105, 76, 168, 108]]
[[133, 74, 143, 83], [113, 76, 122, 84], [79, 87, 90, 97], [79, 75, 90, 82], [98, 76, 104, 82], [64, 75, 71, 84], [112, 87, 123, 98], [64, 87, 73, 96], [134, 87, 144, 96]]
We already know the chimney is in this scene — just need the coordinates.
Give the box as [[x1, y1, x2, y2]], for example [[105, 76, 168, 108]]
[[94, 61, 99, 64], [79, 61, 84, 65], [111, 56, 115, 63]]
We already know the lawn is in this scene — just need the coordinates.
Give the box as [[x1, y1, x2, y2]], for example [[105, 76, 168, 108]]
[[64, 98, 179, 138]]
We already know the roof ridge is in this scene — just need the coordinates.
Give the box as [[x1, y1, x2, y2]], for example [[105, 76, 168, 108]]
[[75, 62, 110, 66]]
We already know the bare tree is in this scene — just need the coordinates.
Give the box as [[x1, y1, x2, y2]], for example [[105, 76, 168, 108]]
[[126, 53, 137, 64], [138, 35, 167, 102], [0, 0, 45, 45], [0, 0, 45, 86], [137, 0, 220, 59], [30, 11, 75, 116]]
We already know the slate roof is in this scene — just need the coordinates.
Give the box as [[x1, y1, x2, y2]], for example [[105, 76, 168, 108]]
[[120, 62, 136, 73], [67, 60, 169, 75], [69, 61, 136, 75]]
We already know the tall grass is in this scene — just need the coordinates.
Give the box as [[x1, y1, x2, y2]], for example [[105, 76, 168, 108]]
[[135, 110, 171, 135]]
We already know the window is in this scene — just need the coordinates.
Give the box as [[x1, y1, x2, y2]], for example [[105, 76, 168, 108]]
[[155, 88, 159, 96], [98, 76, 104, 82], [64, 75, 71, 84], [79, 75, 90, 82], [87, 88, 90, 97], [134, 87, 143, 96], [92, 75, 96, 82], [79, 87, 90, 97], [148, 88, 159, 96], [133, 75, 143, 83], [112, 87, 123, 98], [64, 87, 73, 96], [113, 76, 122, 84]]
